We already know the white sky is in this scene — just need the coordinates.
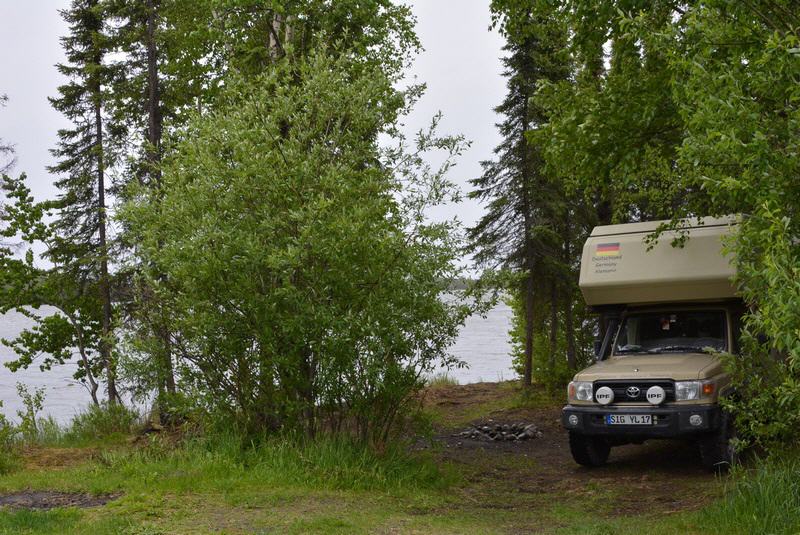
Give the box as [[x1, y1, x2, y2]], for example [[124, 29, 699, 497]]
[[0, 0, 506, 231]]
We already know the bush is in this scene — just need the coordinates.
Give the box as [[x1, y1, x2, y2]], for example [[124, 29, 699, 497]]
[[0, 402, 18, 474], [15, 383, 45, 443], [722, 209, 800, 450], [121, 49, 470, 443]]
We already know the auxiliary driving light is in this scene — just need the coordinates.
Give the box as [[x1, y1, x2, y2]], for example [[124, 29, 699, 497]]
[[568, 414, 579, 426], [689, 414, 703, 427], [646, 385, 666, 405], [595, 386, 614, 405]]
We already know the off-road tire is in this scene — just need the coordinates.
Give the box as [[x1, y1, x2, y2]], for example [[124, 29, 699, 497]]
[[698, 412, 737, 473], [569, 431, 611, 467]]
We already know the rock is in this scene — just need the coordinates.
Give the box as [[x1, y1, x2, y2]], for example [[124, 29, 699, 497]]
[[452, 422, 542, 442]]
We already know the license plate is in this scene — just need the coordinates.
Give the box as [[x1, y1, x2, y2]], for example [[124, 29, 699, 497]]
[[605, 414, 652, 425]]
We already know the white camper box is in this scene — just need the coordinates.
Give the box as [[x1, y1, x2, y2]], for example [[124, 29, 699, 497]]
[[579, 217, 738, 307]]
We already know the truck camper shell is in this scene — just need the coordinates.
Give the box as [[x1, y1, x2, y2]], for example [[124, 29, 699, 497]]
[[579, 216, 738, 307]]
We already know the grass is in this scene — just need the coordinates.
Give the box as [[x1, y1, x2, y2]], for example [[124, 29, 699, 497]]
[[86, 432, 454, 494], [695, 456, 800, 534], [0, 403, 138, 477], [427, 373, 460, 387], [0, 433, 462, 534], [3, 403, 140, 451], [36, 404, 141, 447], [0, 508, 83, 535], [0, 383, 797, 533]]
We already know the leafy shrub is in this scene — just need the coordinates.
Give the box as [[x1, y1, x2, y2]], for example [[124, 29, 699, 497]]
[[719, 209, 800, 449], [120, 49, 470, 443], [0, 401, 18, 474], [15, 382, 45, 443]]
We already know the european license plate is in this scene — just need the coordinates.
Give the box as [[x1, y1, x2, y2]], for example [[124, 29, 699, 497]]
[[605, 414, 652, 425]]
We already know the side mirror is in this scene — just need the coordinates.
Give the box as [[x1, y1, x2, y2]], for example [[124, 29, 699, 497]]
[[593, 340, 602, 359]]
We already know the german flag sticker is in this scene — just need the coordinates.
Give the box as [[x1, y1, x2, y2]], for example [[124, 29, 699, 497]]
[[595, 243, 620, 257]]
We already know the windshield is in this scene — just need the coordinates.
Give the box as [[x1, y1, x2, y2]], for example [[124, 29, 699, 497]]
[[614, 310, 727, 355]]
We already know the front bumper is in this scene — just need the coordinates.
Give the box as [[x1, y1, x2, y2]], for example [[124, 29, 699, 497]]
[[562, 403, 722, 438]]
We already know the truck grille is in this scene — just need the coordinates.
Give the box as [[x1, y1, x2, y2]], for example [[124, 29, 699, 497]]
[[594, 380, 675, 404]]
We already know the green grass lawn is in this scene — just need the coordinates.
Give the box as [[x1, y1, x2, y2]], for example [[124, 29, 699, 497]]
[[1, 384, 798, 534]]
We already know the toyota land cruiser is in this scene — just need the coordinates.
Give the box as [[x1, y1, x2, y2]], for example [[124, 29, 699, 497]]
[[562, 217, 741, 471]]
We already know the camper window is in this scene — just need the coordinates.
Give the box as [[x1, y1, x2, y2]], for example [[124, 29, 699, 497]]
[[614, 310, 727, 355]]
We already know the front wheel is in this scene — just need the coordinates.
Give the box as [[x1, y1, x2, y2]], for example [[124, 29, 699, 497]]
[[569, 431, 611, 467], [698, 413, 737, 472]]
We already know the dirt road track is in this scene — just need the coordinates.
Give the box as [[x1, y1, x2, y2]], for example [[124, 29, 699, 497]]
[[422, 382, 721, 517]]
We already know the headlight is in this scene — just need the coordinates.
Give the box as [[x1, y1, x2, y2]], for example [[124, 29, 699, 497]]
[[675, 381, 716, 401], [568, 381, 593, 402], [675, 381, 700, 400]]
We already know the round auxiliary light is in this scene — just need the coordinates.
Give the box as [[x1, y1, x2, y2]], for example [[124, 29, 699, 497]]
[[595, 386, 615, 405], [689, 414, 703, 427], [568, 414, 579, 426], [646, 385, 666, 405]]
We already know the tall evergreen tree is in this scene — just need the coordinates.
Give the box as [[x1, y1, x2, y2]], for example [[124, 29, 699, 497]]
[[469, 6, 572, 387], [105, 0, 178, 399], [46, 0, 119, 404]]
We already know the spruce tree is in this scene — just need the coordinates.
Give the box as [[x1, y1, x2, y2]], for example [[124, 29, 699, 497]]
[[469, 7, 571, 387], [48, 0, 119, 403], [106, 0, 177, 398]]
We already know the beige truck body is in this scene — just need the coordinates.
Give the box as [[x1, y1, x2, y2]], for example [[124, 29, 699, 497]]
[[564, 217, 741, 469], [579, 216, 738, 307], [572, 217, 739, 405]]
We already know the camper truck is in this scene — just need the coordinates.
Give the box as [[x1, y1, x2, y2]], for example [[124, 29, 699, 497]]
[[562, 217, 741, 471]]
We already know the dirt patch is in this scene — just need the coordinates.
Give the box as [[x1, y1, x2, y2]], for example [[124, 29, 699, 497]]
[[21, 446, 98, 470], [0, 490, 120, 510], [422, 381, 723, 518]]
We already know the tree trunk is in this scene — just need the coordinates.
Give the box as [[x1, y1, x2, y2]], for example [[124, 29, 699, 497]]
[[146, 0, 162, 171], [548, 280, 558, 371], [269, 13, 284, 57], [563, 216, 577, 370], [95, 98, 116, 405], [522, 274, 535, 388], [146, 0, 176, 396], [90, 4, 117, 404], [519, 88, 535, 389]]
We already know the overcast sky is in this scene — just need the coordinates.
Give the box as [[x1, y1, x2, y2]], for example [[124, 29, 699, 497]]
[[0, 0, 506, 231]]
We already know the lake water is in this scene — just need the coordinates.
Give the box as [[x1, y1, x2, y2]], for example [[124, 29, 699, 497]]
[[0, 303, 515, 423]]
